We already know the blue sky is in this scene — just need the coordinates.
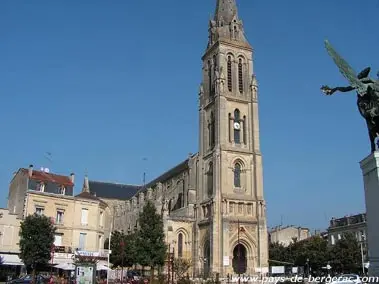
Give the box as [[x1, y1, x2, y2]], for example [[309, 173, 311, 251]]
[[1, 0, 378, 231]]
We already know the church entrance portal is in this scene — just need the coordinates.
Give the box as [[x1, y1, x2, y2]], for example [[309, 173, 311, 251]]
[[232, 244, 247, 274], [203, 242, 211, 279]]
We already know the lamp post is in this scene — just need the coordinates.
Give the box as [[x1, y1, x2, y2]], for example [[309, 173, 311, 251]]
[[361, 234, 366, 275], [237, 219, 241, 284], [50, 244, 55, 283], [120, 240, 125, 284], [168, 244, 171, 284], [171, 247, 175, 284], [106, 222, 113, 284]]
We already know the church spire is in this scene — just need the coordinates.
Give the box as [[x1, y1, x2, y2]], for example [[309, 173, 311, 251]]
[[214, 0, 238, 24], [208, 0, 249, 48]]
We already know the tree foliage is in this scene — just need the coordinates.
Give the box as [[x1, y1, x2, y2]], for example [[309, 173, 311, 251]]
[[269, 242, 289, 263], [19, 214, 56, 274], [108, 231, 137, 268], [269, 234, 362, 275], [135, 201, 167, 269], [329, 233, 361, 273]]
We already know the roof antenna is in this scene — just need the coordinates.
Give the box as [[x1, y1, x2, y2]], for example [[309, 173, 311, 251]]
[[142, 158, 148, 188], [43, 152, 53, 172]]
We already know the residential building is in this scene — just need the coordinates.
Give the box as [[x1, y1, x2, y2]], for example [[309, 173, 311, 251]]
[[269, 226, 311, 247], [0, 208, 22, 266], [87, 0, 269, 277], [327, 213, 368, 262], [7, 166, 110, 266]]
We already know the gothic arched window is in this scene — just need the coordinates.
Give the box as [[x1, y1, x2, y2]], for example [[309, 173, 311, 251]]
[[234, 109, 241, 144], [178, 233, 183, 258], [207, 162, 213, 197], [227, 56, 232, 92], [209, 112, 215, 147], [213, 55, 217, 70], [234, 163, 241, 188], [238, 58, 243, 93], [208, 60, 212, 96]]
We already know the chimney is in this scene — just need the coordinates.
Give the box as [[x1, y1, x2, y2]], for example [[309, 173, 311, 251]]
[[28, 165, 33, 178], [70, 173, 75, 184]]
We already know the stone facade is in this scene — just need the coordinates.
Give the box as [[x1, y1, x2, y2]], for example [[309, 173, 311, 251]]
[[104, 0, 269, 277], [269, 226, 311, 247], [0, 208, 21, 253]]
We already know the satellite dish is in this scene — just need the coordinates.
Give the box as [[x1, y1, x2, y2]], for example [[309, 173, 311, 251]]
[[40, 167, 45, 171], [44, 168, 50, 173]]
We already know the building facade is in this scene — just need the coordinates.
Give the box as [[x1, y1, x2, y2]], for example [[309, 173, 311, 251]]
[[0, 208, 22, 266], [269, 226, 311, 247], [89, 0, 268, 278], [327, 214, 368, 262], [7, 166, 110, 266]]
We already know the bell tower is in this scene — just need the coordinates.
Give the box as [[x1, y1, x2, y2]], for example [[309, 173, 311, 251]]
[[197, 0, 268, 276]]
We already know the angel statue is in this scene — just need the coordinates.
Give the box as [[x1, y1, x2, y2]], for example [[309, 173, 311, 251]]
[[321, 39, 379, 153]]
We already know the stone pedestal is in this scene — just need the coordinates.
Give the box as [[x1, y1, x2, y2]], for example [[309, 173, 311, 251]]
[[360, 152, 379, 276]]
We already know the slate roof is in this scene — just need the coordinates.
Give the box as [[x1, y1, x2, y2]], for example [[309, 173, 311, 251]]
[[88, 180, 141, 200], [21, 168, 74, 186], [75, 191, 108, 206], [88, 156, 194, 200], [138, 158, 190, 194]]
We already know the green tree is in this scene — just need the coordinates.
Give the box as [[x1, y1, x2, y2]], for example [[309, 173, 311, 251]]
[[269, 242, 290, 263], [290, 236, 329, 274], [108, 231, 137, 268], [19, 214, 56, 281], [329, 233, 361, 273], [135, 201, 167, 280], [269, 236, 329, 274]]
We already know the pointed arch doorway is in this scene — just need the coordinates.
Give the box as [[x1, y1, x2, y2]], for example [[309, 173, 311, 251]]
[[203, 242, 211, 279], [232, 244, 247, 274]]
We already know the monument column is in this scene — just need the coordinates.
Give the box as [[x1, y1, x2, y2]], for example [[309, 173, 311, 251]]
[[360, 152, 379, 277]]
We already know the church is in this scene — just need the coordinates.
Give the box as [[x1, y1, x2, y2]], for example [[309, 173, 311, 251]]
[[87, 0, 268, 277]]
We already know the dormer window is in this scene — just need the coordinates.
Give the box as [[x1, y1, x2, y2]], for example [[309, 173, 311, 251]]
[[58, 186, 66, 195], [36, 182, 45, 192]]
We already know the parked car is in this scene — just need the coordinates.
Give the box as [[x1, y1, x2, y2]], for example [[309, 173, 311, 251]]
[[330, 274, 362, 284], [126, 271, 141, 280], [7, 274, 49, 284]]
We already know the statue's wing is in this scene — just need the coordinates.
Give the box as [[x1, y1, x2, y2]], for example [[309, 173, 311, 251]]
[[325, 39, 367, 95]]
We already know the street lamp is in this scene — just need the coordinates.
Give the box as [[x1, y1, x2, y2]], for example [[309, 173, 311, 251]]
[[120, 240, 125, 284], [50, 244, 55, 283]]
